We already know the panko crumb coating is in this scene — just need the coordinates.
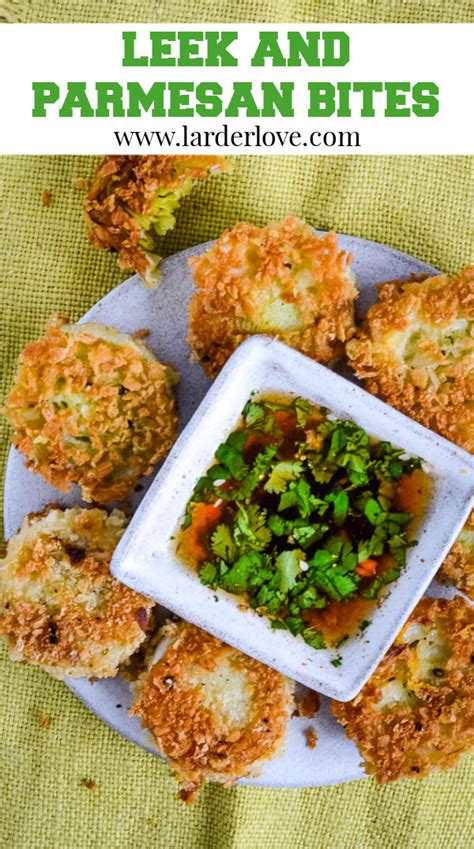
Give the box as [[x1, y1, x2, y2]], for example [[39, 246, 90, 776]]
[[0, 507, 154, 679], [131, 621, 295, 803], [438, 512, 474, 601], [346, 267, 474, 453], [332, 597, 474, 783], [188, 217, 357, 377], [84, 154, 229, 286], [3, 318, 179, 503]]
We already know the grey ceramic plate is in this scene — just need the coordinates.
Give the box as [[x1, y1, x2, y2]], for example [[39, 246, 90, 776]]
[[3, 233, 464, 788]]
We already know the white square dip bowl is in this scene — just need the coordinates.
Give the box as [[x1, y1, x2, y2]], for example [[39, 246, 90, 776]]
[[111, 336, 474, 701]]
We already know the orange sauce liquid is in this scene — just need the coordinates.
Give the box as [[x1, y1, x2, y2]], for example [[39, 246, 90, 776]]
[[178, 501, 224, 564]]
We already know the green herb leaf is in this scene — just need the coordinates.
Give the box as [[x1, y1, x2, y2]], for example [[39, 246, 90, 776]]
[[210, 524, 237, 562], [235, 504, 272, 552], [360, 566, 400, 599], [219, 552, 263, 594], [265, 461, 303, 494], [310, 550, 333, 570], [327, 491, 349, 526], [215, 431, 249, 480], [270, 619, 288, 631], [243, 402, 266, 428], [275, 550, 303, 594], [199, 562, 217, 587], [302, 627, 326, 649], [295, 397, 313, 427]]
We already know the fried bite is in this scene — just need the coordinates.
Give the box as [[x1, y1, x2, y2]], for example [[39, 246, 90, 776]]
[[188, 217, 357, 377], [332, 596, 474, 783], [131, 620, 295, 802], [84, 155, 229, 285], [438, 512, 474, 601], [346, 267, 474, 452], [3, 317, 179, 503], [0, 507, 154, 679]]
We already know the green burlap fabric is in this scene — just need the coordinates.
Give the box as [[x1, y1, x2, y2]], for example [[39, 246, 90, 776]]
[[1, 0, 473, 22], [1, 155, 473, 849], [1, 4, 473, 848]]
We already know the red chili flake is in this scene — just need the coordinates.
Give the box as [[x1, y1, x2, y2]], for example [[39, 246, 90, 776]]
[[42, 189, 52, 207], [81, 778, 96, 791]]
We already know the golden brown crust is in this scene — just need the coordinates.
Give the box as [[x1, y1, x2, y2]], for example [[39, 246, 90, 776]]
[[84, 155, 229, 283], [131, 621, 294, 802], [332, 597, 474, 783], [438, 511, 474, 600], [0, 507, 154, 679], [3, 317, 178, 503], [346, 266, 474, 452], [188, 217, 357, 377]]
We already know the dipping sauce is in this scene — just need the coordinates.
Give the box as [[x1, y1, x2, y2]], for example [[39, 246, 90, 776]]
[[177, 395, 430, 651]]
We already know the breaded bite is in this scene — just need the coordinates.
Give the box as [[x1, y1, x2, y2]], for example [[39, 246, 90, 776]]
[[84, 155, 229, 286], [3, 317, 179, 503], [346, 267, 474, 452], [0, 507, 154, 679], [188, 217, 357, 377], [438, 512, 474, 601], [332, 597, 474, 783], [131, 621, 295, 802]]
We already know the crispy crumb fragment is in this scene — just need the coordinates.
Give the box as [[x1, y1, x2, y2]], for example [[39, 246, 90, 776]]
[[41, 190, 52, 207], [83, 155, 229, 286], [188, 217, 357, 377], [305, 728, 318, 749], [39, 714, 51, 727], [293, 689, 321, 718], [332, 596, 474, 783], [131, 620, 294, 802]]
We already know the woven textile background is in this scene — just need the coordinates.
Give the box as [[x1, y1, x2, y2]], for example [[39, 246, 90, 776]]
[[0, 4, 473, 848], [1, 153, 473, 849], [1, 0, 473, 23]]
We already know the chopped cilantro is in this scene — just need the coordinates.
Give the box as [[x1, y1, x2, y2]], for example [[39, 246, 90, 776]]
[[234, 504, 272, 552], [302, 627, 326, 649], [215, 431, 248, 480], [180, 394, 424, 652], [200, 562, 217, 587], [275, 550, 303, 593], [211, 524, 236, 561], [295, 397, 313, 427], [265, 461, 303, 494]]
